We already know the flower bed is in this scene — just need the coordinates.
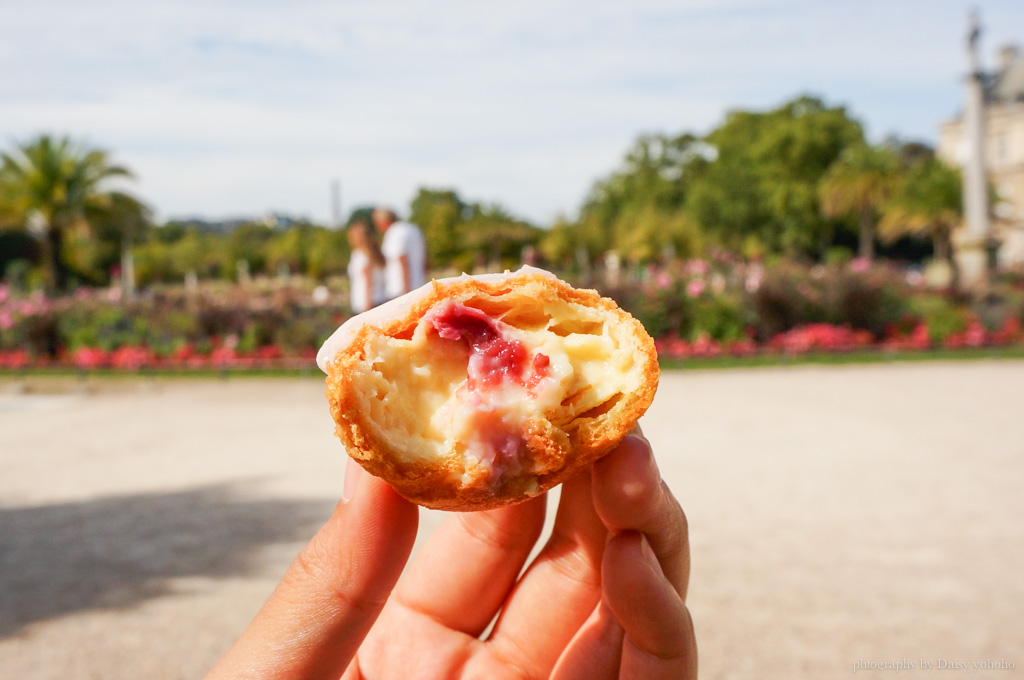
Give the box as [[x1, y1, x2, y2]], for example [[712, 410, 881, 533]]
[[0, 280, 346, 372], [3, 261, 1024, 373], [653, 317, 1024, 361]]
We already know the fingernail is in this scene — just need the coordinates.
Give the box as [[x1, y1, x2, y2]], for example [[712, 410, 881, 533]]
[[342, 457, 362, 503]]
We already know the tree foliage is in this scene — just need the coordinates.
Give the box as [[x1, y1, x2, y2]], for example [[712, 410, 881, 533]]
[[557, 95, 870, 263], [880, 157, 962, 281], [0, 135, 149, 291], [819, 143, 902, 260], [409, 187, 541, 272]]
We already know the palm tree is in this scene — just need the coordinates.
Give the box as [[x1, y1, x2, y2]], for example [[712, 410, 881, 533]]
[[880, 158, 963, 288], [0, 134, 147, 292], [819, 144, 900, 261]]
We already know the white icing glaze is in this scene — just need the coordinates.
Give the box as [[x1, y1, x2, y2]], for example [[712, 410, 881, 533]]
[[316, 265, 558, 373]]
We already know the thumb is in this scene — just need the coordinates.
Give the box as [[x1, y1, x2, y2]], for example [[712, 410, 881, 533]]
[[207, 460, 419, 680]]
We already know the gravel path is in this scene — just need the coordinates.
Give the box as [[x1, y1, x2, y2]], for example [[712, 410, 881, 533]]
[[1, 363, 1022, 678]]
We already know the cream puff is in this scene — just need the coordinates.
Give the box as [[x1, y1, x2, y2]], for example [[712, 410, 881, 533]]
[[318, 266, 658, 511]]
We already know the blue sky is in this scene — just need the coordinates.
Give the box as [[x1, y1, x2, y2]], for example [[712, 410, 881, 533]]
[[2, 0, 1022, 225]]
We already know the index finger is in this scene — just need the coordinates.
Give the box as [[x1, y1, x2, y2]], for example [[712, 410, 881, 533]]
[[206, 465, 419, 680], [591, 431, 690, 599]]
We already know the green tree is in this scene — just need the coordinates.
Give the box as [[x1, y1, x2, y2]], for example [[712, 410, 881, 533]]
[[578, 133, 702, 259], [571, 96, 864, 261], [819, 143, 901, 261], [459, 203, 542, 270], [409, 188, 465, 267], [879, 158, 963, 286], [0, 134, 148, 291], [538, 219, 579, 267], [694, 96, 865, 255]]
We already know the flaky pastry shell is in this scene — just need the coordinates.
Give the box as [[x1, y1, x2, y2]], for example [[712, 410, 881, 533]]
[[319, 267, 658, 510]]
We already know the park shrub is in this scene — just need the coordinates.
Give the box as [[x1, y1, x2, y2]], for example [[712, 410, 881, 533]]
[[4, 260, 1024, 370], [908, 295, 969, 345], [687, 294, 749, 343], [609, 278, 692, 339], [749, 263, 828, 339], [826, 267, 909, 337]]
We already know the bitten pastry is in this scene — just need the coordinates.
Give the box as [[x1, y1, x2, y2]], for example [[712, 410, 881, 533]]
[[317, 266, 659, 511]]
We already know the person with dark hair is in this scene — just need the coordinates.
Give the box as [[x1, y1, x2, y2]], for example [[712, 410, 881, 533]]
[[373, 207, 426, 299], [347, 221, 386, 313]]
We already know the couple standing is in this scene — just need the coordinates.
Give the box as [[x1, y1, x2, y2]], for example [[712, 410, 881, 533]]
[[348, 208, 425, 313]]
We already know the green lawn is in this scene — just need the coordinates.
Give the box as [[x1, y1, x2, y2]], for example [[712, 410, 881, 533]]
[[3, 346, 1024, 386], [657, 346, 1024, 370]]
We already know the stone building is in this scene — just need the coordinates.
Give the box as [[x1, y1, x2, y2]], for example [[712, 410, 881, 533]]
[[939, 44, 1024, 271]]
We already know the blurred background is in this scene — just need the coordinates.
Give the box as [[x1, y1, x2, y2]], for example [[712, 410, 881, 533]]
[[2, 1, 1023, 678]]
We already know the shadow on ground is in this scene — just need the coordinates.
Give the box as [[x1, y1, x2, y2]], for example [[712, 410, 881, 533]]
[[0, 485, 331, 638]]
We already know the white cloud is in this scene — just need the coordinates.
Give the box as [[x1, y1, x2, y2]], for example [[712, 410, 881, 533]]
[[2, 0, 1022, 223]]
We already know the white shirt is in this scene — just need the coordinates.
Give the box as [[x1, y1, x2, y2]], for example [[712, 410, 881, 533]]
[[347, 249, 385, 314], [381, 221, 426, 299]]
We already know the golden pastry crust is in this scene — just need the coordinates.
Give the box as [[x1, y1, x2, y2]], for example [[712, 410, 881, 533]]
[[323, 269, 659, 511]]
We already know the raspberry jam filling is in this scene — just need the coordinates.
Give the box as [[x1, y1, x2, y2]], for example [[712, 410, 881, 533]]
[[425, 301, 549, 391], [424, 301, 551, 483]]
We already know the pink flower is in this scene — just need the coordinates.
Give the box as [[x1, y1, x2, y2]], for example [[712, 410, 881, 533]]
[[210, 346, 238, 367], [684, 259, 710, 276], [685, 279, 706, 298], [0, 310, 13, 331], [654, 272, 673, 290], [884, 324, 930, 351], [905, 271, 925, 287], [253, 345, 283, 361], [655, 337, 691, 359], [849, 258, 870, 272], [744, 269, 763, 293], [944, 320, 988, 349], [0, 285, 8, 304], [110, 346, 154, 370], [964, 321, 986, 348], [72, 347, 109, 369], [726, 338, 757, 357], [690, 333, 721, 357], [770, 324, 864, 353]]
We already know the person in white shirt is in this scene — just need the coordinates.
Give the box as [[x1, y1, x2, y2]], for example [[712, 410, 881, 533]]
[[346, 221, 386, 314], [374, 207, 426, 299]]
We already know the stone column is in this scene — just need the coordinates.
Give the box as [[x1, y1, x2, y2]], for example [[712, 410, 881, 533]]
[[955, 12, 1000, 287]]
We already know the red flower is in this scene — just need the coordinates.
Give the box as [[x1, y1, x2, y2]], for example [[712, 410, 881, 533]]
[[110, 346, 154, 370], [72, 347, 110, 369], [655, 337, 691, 359], [253, 344, 283, 361], [210, 346, 238, 367], [770, 324, 865, 354], [170, 344, 197, 362], [690, 333, 721, 357], [992, 318, 1022, 346], [943, 320, 988, 349], [0, 350, 31, 369], [726, 338, 757, 357]]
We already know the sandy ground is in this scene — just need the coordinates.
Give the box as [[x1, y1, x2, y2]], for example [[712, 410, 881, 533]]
[[1, 363, 1023, 679]]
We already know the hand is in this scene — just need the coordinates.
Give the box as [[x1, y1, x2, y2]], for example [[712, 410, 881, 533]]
[[206, 430, 697, 679]]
